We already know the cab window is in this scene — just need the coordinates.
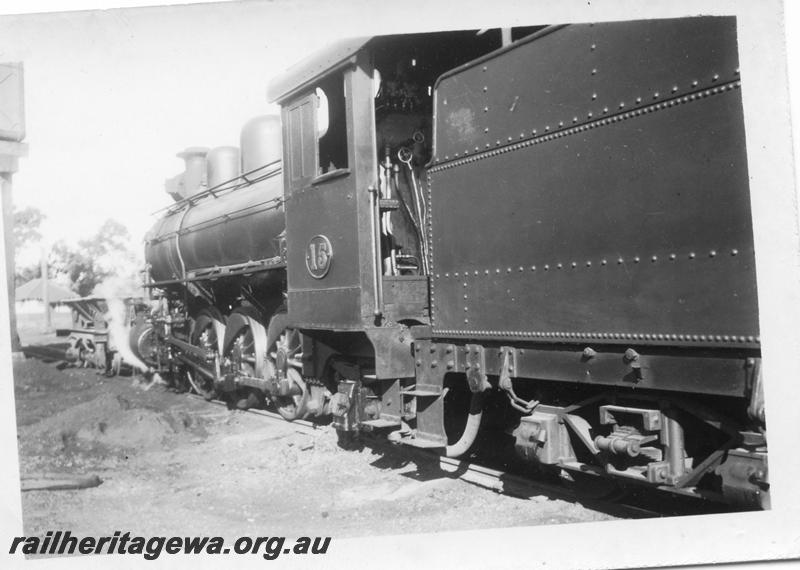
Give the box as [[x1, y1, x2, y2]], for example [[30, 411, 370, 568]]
[[315, 72, 348, 174]]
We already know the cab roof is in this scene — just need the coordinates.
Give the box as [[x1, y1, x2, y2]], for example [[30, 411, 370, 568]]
[[267, 36, 371, 104], [267, 27, 550, 105]]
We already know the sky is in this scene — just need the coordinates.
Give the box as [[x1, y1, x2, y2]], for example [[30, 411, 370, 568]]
[[0, 0, 347, 261], [0, 0, 798, 255], [0, 0, 557, 257]]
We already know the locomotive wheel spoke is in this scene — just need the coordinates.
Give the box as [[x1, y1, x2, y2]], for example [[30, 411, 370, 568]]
[[274, 368, 307, 421], [267, 323, 308, 421], [188, 311, 225, 400], [219, 307, 270, 408], [231, 330, 256, 377]]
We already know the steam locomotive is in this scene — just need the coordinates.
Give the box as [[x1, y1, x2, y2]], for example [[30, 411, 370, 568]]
[[132, 17, 768, 510]]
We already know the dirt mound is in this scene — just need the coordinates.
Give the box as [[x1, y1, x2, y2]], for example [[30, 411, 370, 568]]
[[14, 358, 110, 429], [15, 357, 85, 393], [20, 392, 208, 459]]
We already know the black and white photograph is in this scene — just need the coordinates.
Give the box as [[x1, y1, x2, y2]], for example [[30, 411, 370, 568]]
[[0, 1, 798, 568]]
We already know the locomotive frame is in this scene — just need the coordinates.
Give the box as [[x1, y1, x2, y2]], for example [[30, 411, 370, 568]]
[[138, 17, 768, 510]]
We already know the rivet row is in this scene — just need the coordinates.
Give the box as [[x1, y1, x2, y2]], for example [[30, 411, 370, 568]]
[[433, 249, 743, 279], [431, 329, 760, 344], [430, 81, 741, 170]]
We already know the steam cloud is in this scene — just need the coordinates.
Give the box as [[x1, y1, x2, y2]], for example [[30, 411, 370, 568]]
[[94, 279, 150, 373]]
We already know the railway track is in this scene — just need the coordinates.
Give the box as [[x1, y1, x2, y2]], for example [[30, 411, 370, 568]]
[[20, 345, 749, 518], [185, 392, 684, 520], [14, 346, 732, 521]]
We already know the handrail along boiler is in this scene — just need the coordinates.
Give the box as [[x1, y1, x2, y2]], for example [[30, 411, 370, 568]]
[[136, 17, 768, 509]]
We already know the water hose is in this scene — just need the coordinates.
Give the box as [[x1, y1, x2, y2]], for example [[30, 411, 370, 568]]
[[445, 391, 485, 458]]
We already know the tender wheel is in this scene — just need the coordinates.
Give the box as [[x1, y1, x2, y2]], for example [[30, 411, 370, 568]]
[[268, 323, 308, 421]]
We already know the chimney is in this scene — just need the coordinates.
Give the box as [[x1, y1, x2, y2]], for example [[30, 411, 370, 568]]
[[177, 146, 209, 197]]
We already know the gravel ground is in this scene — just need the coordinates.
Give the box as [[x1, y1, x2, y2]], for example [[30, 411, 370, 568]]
[[13, 338, 618, 543]]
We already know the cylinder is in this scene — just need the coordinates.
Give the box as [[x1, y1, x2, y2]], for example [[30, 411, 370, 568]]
[[206, 146, 240, 190], [177, 147, 208, 197], [240, 115, 282, 173]]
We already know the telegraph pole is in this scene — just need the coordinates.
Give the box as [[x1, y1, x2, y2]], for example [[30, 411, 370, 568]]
[[40, 245, 51, 331]]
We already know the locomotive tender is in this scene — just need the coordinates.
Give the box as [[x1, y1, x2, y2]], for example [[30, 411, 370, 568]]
[[136, 17, 767, 509]]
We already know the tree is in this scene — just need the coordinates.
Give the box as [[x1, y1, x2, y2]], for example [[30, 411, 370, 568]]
[[49, 242, 99, 297], [13, 206, 44, 250], [13, 206, 46, 289], [49, 219, 141, 297], [14, 264, 40, 289]]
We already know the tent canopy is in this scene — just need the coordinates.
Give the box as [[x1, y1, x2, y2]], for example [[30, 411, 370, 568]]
[[15, 278, 76, 304]]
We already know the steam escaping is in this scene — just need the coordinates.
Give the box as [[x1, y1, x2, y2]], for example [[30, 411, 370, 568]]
[[106, 297, 150, 373], [133, 369, 166, 391], [94, 279, 150, 374]]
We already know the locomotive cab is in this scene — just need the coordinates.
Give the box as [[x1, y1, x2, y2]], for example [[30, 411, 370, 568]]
[[267, 30, 541, 330]]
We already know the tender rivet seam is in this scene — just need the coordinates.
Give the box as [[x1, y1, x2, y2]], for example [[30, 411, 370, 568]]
[[430, 81, 741, 170]]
